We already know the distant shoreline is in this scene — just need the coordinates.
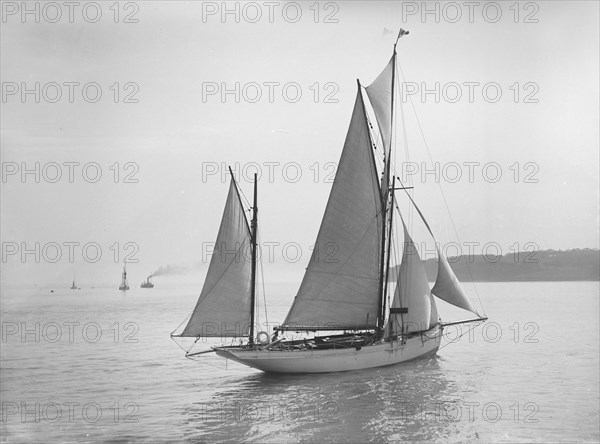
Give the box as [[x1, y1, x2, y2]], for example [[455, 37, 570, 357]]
[[393, 249, 600, 282]]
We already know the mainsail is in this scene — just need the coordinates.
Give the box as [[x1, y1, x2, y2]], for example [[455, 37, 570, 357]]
[[281, 87, 383, 330], [180, 177, 253, 337]]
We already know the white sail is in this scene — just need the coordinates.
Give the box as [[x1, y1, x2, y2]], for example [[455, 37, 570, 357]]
[[365, 55, 394, 157], [282, 88, 383, 330], [431, 246, 479, 315], [181, 178, 252, 337], [429, 294, 439, 325], [386, 219, 432, 336], [399, 191, 480, 316], [398, 221, 432, 333]]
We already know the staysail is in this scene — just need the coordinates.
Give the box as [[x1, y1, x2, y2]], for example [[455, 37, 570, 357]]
[[400, 190, 479, 316], [431, 248, 478, 315], [281, 87, 383, 330], [180, 177, 253, 337], [386, 218, 433, 336]]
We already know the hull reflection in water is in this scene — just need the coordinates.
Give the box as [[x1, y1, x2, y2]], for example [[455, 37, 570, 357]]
[[180, 355, 455, 443]]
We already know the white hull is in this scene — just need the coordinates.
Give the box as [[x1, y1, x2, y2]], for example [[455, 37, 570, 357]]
[[214, 325, 443, 373]]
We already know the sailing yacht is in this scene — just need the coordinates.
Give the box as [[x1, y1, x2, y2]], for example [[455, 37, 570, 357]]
[[172, 31, 487, 373], [119, 262, 130, 291], [70, 274, 79, 290]]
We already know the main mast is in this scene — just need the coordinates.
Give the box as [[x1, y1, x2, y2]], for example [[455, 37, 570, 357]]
[[357, 78, 387, 333], [376, 44, 398, 332], [249, 173, 258, 346]]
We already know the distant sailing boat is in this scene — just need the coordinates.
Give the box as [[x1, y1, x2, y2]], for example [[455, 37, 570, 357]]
[[70, 274, 79, 290], [172, 31, 487, 373], [119, 262, 130, 291]]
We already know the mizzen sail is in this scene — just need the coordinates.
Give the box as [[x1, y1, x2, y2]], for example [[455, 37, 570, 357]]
[[181, 177, 252, 337], [282, 88, 383, 330]]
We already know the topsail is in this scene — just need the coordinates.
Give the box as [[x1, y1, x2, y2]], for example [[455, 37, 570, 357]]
[[366, 54, 395, 194]]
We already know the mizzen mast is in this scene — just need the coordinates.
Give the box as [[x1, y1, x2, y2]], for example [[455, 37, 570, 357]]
[[248, 172, 258, 346]]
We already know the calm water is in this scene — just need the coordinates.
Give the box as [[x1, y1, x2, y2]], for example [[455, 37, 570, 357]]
[[1, 282, 598, 443]]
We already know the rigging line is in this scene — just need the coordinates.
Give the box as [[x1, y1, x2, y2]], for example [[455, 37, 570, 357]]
[[438, 320, 486, 351], [186, 351, 230, 370], [257, 225, 269, 330], [396, 62, 414, 234], [362, 88, 391, 220], [230, 172, 253, 214], [397, 63, 485, 315], [227, 169, 253, 231], [170, 312, 192, 336], [170, 325, 193, 351], [366, 111, 385, 156], [365, 110, 389, 196], [383, 224, 400, 328], [388, 240, 404, 337]]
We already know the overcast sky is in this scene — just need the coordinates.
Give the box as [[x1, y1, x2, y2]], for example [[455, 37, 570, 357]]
[[1, 1, 598, 287]]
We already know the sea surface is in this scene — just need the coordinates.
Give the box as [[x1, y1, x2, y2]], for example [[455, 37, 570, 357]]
[[1, 282, 598, 443]]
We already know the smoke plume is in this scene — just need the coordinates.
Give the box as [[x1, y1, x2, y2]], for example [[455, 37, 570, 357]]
[[150, 264, 192, 278]]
